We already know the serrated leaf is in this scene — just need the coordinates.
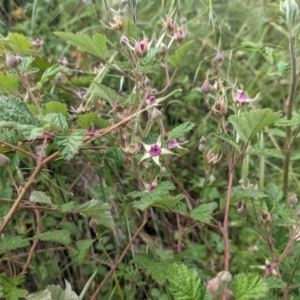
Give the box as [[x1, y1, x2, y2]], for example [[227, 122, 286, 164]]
[[93, 83, 125, 106], [76, 113, 97, 129], [39, 64, 65, 84], [17, 124, 43, 140], [0, 236, 30, 254], [54, 32, 107, 58], [30, 191, 52, 205], [135, 194, 184, 210], [246, 147, 283, 158], [27, 289, 52, 300], [44, 102, 67, 116], [0, 96, 40, 126], [93, 118, 111, 128], [276, 112, 300, 127], [167, 122, 195, 142], [39, 113, 68, 131], [132, 254, 183, 284], [142, 133, 159, 145], [70, 239, 94, 263], [168, 40, 194, 67], [190, 202, 218, 223], [55, 130, 84, 160], [26, 289, 53, 300], [131, 181, 176, 211], [59, 201, 76, 213], [232, 273, 267, 300], [0, 73, 18, 94], [231, 186, 266, 203], [168, 264, 206, 300], [215, 132, 241, 153], [0, 274, 28, 300], [19, 56, 35, 73], [105, 147, 124, 165], [265, 277, 286, 289], [229, 109, 280, 142], [75, 199, 114, 229], [7, 33, 33, 55], [34, 229, 71, 245], [264, 183, 284, 210], [48, 280, 79, 300]]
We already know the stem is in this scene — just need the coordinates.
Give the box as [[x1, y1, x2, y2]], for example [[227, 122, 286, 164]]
[[90, 210, 148, 300], [283, 33, 297, 196]]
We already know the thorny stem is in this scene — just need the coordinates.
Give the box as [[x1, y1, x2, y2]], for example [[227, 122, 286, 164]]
[[283, 33, 297, 196], [90, 210, 148, 300]]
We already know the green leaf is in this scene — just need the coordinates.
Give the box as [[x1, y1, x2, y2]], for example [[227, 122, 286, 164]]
[[27, 289, 52, 300], [246, 147, 283, 158], [230, 186, 266, 204], [105, 147, 124, 165], [215, 132, 241, 153], [70, 239, 94, 263], [39, 64, 65, 84], [44, 102, 68, 117], [190, 202, 218, 223], [168, 263, 207, 300], [55, 130, 84, 160], [132, 254, 183, 284], [131, 181, 176, 210], [7, 33, 33, 55], [48, 280, 79, 300], [265, 277, 286, 289], [135, 194, 184, 210], [0, 96, 40, 127], [93, 83, 125, 106], [264, 183, 284, 210], [34, 229, 71, 246], [168, 40, 194, 67], [232, 273, 267, 300], [39, 113, 68, 131], [229, 109, 280, 142], [59, 201, 76, 213], [54, 32, 107, 58], [0, 274, 28, 300], [75, 199, 114, 229], [76, 113, 97, 129], [0, 73, 18, 94], [167, 122, 195, 142], [270, 22, 289, 37], [242, 42, 263, 52], [0, 236, 30, 254], [19, 57, 35, 73], [30, 191, 52, 205], [93, 118, 112, 128], [17, 124, 43, 140], [275, 112, 300, 127]]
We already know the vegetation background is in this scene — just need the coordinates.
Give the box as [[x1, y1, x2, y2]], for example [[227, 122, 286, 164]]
[[0, 0, 299, 299]]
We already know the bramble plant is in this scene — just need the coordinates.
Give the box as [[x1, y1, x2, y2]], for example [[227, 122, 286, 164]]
[[1, 0, 300, 299]]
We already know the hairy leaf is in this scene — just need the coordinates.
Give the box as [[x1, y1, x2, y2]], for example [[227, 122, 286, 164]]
[[0, 73, 18, 94], [229, 109, 280, 142], [132, 254, 183, 284], [70, 239, 94, 263], [265, 183, 284, 206], [48, 280, 79, 300], [0, 236, 30, 254], [76, 113, 97, 129], [30, 191, 52, 205], [39, 64, 65, 84], [230, 186, 266, 205], [167, 122, 195, 142], [27, 289, 52, 300], [39, 113, 68, 131], [190, 202, 218, 223], [168, 264, 207, 300], [135, 194, 184, 210], [7, 33, 33, 55], [55, 130, 84, 160], [44, 102, 68, 116], [0, 274, 28, 300], [265, 277, 286, 289], [232, 273, 267, 300], [168, 40, 194, 67], [75, 199, 114, 229], [34, 229, 71, 245], [93, 83, 125, 106], [0, 96, 40, 126], [105, 147, 124, 165], [54, 32, 107, 58], [215, 132, 241, 153], [246, 147, 283, 158]]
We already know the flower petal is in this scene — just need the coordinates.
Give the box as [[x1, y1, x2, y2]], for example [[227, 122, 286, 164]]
[[140, 152, 151, 162], [152, 156, 162, 168]]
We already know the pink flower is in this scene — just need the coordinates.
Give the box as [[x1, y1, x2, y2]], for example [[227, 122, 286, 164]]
[[140, 136, 175, 168], [167, 139, 188, 150], [234, 89, 260, 104], [32, 39, 44, 47]]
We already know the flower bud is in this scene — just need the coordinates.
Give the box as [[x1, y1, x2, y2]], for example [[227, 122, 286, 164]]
[[212, 98, 227, 116], [165, 18, 176, 32], [120, 34, 129, 46], [89, 218, 98, 228], [173, 28, 185, 42], [215, 50, 224, 63], [237, 202, 247, 214], [134, 40, 149, 58], [5, 52, 22, 68], [260, 210, 272, 224], [199, 136, 206, 144], [288, 194, 298, 207], [151, 108, 162, 119], [281, 0, 299, 28], [200, 70, 213, 94]]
